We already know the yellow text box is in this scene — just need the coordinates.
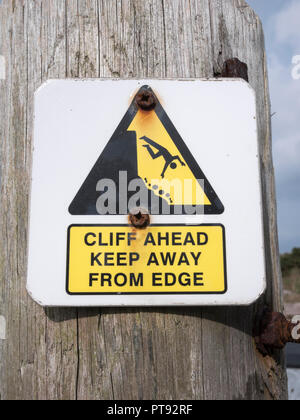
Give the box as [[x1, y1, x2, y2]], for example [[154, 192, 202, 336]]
[[67, 225, 227, 295]]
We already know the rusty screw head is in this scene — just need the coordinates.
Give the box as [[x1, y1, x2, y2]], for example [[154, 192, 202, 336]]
[[221, 58, 249, 82], [255, 308, 300, 356], [135, 88, 157, 111], [129, 208, 150, 229]]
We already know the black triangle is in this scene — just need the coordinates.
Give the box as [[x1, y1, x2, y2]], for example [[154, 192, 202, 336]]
[[69, 86, 224, 215]]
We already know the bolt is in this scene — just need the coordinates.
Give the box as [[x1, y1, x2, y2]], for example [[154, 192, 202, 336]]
[[221, 58, 249, 82], [255, 308, 300, 356], [129, 208, 150, 229], [135, 87, 157, 111]]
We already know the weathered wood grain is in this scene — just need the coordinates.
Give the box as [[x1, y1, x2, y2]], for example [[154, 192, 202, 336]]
[[0, 0, 287, 400]]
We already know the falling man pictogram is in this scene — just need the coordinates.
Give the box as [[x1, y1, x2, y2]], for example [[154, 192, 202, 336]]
[[140, 136, 186, 178]]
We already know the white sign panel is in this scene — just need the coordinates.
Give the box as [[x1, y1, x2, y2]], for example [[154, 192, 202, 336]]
[[27, 79, 266, 306]]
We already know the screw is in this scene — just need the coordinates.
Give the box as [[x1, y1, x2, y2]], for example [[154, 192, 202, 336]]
[[129, 208, 150, 229], [220, 58, 249, 82], [135, 87, 157, 111], [255, 308, 300, 356]]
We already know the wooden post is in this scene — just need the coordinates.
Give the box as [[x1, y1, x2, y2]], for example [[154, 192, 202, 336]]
[[0, 0, 288, 400]]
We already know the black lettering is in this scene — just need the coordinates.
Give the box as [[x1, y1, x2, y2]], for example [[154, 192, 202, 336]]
[[178, 273, 191, 286], [160, 252, 176, 266], [144, 233, 156, 246], [129, 253, 140, 266], [114, 273, 127, 287], [117, 253, 127, 266], [85, 233, 96, 246], [147, 252, 159, 266], [165, 273, 176, 286], [178, 253, 190, 265], [130, 273, 143, 287], [91, 253, 102, 266], [116, 232, 126, 245], [190, 252, 201, 265], [89, 273, 99, 286], [98, 233, 108, 246], [157, 232, 169, 246], [101, 273, 112, 286], [104, 253, 114, 266], [198, 233, 208, 246], [152, 273, 162, 286], [183, 233, 195, 246], [128, 232, 137, 246], [172, 232, 182, 245], [194, 273, 204, 286]]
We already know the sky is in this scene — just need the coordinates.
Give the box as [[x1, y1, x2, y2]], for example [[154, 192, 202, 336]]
[[247, 0, 300, 253]]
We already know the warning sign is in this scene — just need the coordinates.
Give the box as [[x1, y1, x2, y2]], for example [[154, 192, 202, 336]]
[[66, 224, 227, 295], [28, 78, 266, 307], [69, 86, 224, 216]]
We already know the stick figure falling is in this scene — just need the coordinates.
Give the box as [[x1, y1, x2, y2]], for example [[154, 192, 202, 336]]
[[140, 136, 186, 178]]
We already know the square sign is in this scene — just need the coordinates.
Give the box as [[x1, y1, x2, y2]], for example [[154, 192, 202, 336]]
[[27, 79, 266, 307]]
